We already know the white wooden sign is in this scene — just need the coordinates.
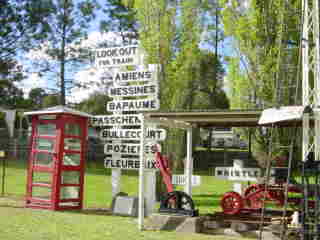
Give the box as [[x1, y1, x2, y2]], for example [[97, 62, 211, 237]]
[[101, 128, 167, 141], [108, 83, 158, 97], [172, 175, 201, 186], [112, 70, 156, 83], [104, 158, 157, 169], [104, 142, 160, 155], [215, 166, 261, 181], [91, 114, 142, 127], [95, 45, 140, 67], [106, 98, 160, 112]]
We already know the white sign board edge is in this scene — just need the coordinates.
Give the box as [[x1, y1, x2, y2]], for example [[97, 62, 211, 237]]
[[101, 128, 167, 141], [104, 142, 161, 155], [108, 83, 159, 98], [104, 157, 158, 170], [215, 167, 261, 181], [90, 114, 142, 127], [106, 98, 160, 112], [94, 45, 140, 68], [112, 69, 157, 84]]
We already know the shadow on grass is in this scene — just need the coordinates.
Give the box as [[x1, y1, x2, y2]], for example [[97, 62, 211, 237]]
[[192, 194, 222, 207]]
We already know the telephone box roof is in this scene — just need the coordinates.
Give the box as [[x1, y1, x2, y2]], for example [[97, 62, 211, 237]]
[[24, 105, 92, 118]]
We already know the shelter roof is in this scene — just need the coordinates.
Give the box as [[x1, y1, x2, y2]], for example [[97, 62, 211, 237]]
[[144, 109, 263, 128], [24, 105, 92, 118], [144, 107, 309, 129]]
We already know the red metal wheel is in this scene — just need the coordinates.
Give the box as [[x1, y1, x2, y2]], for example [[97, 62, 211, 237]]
[[221, 191, 244, 215], [268, 188, 285, 205], [244, 184, 262, 197]]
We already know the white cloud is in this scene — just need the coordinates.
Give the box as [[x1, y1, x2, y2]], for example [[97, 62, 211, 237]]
[[19, 72, 47, 98], [21, 31, 137, 103]]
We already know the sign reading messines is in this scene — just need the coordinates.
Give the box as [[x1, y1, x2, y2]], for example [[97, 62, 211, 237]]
[[108, 83, 158, 97], [95, 45, 140, 68]]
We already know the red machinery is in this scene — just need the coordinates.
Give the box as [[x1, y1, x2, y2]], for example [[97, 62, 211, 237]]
[[155, 151, 198, 216], [220, 170, 315, 215]]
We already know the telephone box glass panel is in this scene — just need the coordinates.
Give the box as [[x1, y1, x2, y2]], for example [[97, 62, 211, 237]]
[[34, 152, 54, 167], [64, 138, 81, 151], [60, 186, 80, 199], [65, 123, 81, 136], [63, 153, 80, 166], [61, 171, 80, 184], [32, 186, 51, 199], [33, 171, 52, 184], [37, 123, 56, 136], [35, 138, 55, 152]]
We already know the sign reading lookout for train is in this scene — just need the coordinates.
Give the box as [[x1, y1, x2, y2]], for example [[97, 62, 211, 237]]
[[95, 45, 140, 67]]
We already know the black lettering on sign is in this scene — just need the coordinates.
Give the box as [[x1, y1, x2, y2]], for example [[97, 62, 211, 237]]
[[104, 158, 157, 169]]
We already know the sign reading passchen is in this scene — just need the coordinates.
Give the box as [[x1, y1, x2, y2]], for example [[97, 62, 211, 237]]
[[91, 114, 141, 127], [101, 128, 167, 141], [107, 98, 160, 112], [95, 45, 139, 67]]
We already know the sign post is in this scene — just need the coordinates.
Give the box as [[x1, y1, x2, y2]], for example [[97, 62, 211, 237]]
[[0, 150, 5, 196], [93, 45, 162, 227]]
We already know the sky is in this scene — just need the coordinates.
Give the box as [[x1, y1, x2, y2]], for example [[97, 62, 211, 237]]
[[19, 31, 124, 103], [17, 0, 247, 105]]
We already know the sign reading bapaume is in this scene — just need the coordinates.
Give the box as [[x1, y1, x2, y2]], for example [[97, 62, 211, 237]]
[[95, 45, 140, 67], [107, 98, 160, 112]]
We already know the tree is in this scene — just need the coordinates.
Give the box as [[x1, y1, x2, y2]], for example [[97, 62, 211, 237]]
[[42, 94, 60, 108], [221, 0, 301, 161], [27, 0, 99, 106], [100, 0, 138, 42], [28, 88, 47, 109], [76, 92, 111, 115], [0, 0, 51, 61], [0, 79, 24, 109], [0, 59, 26, 108], [125, 0, 230, 168]]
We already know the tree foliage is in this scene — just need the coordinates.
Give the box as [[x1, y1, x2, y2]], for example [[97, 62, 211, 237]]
[[0, 0, 51, 60], [221, 0, 301, 159], [26, 0, 99, 105]]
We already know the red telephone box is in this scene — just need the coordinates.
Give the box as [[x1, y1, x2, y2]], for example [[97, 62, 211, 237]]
[[24, 106, 90, 210]]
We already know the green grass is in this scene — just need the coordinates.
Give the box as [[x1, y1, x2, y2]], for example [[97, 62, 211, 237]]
[[0, 160, 252, 240]]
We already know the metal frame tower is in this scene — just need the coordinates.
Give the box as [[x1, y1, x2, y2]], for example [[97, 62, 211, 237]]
[[301, 0, 320, 239]]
